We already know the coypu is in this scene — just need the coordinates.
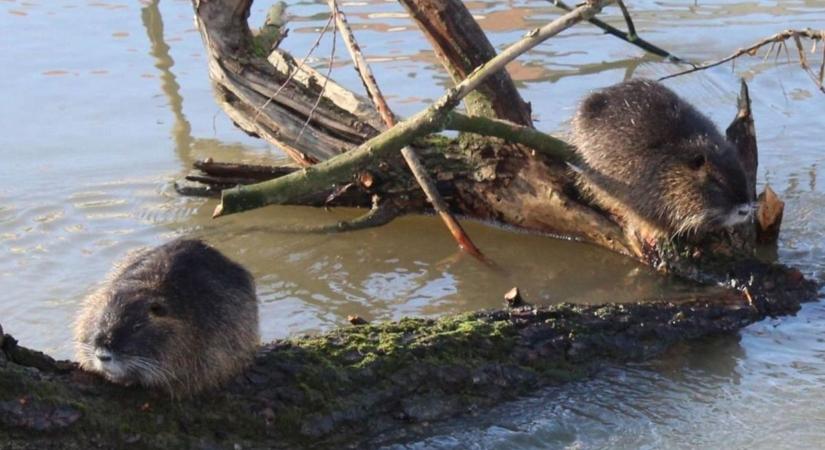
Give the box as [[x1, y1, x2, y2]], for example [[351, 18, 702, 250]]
[[74, 239, 259, 396], [571, 79, 754, 238]]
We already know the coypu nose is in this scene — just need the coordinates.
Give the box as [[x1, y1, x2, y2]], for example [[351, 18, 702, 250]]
[[95, 348, 113, 363]]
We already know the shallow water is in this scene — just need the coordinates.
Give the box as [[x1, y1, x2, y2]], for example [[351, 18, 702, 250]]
[[1, 0, 823, 448]]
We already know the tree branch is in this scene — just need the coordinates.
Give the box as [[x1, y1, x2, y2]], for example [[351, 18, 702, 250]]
[[549, 0, 688, 63], [328, 0, 485, 258], [659, 28, 825, 93], [445, 112, 575, 162]]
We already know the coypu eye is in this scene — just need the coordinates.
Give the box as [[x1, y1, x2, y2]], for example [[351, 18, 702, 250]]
[[688, 154, 706, 171], [149, 302, 167, 317]]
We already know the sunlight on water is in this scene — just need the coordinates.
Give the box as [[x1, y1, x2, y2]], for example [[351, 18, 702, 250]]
[[0, 0, 823, 448]]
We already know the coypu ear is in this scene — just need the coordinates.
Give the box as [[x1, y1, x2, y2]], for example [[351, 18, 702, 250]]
[[688, 153, 707, 171], [149, 302, 168, 317], [580, 92, 609, 119]]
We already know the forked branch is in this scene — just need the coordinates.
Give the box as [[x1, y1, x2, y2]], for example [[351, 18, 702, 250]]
[[660, 28, 825, 93], [550, 0, 688, 63]]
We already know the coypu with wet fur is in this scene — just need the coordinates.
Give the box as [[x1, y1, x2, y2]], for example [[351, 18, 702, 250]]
[[571, 79, 753, 238], [74, 239, 259, 396]]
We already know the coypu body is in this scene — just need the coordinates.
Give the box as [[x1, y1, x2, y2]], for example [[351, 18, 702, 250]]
[[571, 79, 753, 238], [74, 239, 259, 396]]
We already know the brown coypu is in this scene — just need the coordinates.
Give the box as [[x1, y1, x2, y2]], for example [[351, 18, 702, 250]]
[[571, 79, 754, 238], [74, 238, 259, 396]]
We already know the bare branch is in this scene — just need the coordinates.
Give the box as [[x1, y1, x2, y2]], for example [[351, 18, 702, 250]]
[[445, 112, 575, 162], [254, 15, 334, 122], [296, 10, 338, 144], [659, 28, 825, 93], [549, 0, 688, 63], [302, 195, 400, 233], [327, 0, 396, 126], [615, 0, 636, 40]]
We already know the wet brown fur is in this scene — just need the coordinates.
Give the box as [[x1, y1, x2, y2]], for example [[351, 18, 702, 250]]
[[74, 239, 259, 396], [571, 79, 752, 239]]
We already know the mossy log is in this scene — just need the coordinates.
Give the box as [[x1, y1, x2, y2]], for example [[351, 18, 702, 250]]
[[0, 260, 816, 448]]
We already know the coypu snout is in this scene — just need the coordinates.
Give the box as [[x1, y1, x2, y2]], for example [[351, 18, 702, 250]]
[[74, 238, 259, 396]]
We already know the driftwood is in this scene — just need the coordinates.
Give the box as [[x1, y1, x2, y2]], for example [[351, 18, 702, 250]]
[[1, 0, 821, 448]]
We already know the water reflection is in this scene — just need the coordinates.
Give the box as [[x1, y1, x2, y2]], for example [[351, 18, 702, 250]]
[[141, 0, 193, 167]]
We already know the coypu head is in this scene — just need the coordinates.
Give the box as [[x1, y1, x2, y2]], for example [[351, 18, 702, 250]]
[[572, 79, 755, 238], [654, 134, 754, 235], [74, 239, 259, 396]]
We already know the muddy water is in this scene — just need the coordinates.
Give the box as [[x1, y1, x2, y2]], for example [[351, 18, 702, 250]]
[[1, 0, 823, 448]]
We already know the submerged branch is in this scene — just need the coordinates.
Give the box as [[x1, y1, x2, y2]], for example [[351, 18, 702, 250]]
[[307, 195, 400, 233]]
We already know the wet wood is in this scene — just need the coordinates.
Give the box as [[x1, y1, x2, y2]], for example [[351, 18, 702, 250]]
[[726, 79, 759, 198], [193, 0, 384, 164], [194, 159, 299, 180], [756, 185, 784, 244], [504, 287, 525, 307], [398, 0, 533, 125]]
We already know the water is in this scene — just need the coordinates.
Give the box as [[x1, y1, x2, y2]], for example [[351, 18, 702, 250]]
[[1, 0, 823, 448]]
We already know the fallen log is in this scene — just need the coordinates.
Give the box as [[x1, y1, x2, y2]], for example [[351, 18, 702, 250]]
[[0, 262, 816, 448]]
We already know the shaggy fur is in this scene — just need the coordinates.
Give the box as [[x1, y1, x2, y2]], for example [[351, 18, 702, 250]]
[[74, 239, 259, 396], [571, 79, 753, 238]]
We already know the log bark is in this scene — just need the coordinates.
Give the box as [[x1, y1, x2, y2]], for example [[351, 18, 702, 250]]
[[397, 0, 533, 125]]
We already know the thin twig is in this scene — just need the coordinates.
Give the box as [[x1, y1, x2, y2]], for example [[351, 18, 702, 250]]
[[549, 0, 689, 64], [615, 0, 636, 40], [659, 28, 825, 93], [327, 0, 395, 126], [295, 10, 337, 144], [819, 45, 825, 86], [253, 15, 334, 121], [327, 0, 485, 258]]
